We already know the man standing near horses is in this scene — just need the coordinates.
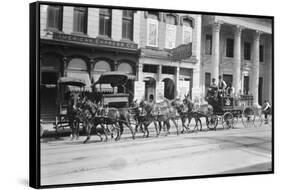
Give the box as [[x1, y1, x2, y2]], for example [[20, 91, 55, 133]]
[[262, 100, 271, 124]]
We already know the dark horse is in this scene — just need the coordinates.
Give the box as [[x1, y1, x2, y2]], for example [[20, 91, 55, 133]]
[[67, 93, 83, 140], [78, 98, 119, 143]]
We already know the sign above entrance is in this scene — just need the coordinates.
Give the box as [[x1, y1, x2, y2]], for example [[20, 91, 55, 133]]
[[134, 81, 145, 102], [52, 32, 138, 50], [170, 43, 192, 61]]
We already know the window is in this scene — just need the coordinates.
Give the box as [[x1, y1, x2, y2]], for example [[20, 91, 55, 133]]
[[41, 72, 58, 85], [165, 15, 177, 49], [205, 72, 211, 88], [182, 18, 193, 44], [99, 9, 111, 37], [226, 38, 234, 57], [259, 45, 264, 62], [205, 35, 212, 55], [46, 5, 63, 31], [143, 64, 158, 73], [162, 66, 175, 74], [243, 76, 249, 95], [73, 7, 88, 34], [147, 18, 158, 47], [244, 42, 251, 60], [122, 10, 134, 40]]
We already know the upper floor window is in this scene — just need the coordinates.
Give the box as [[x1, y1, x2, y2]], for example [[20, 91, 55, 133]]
[[73, 7, 88, 34], [182, 18, 193, 44], [259, 45, 264, 62], [226, 38, 234, 57], [205, 34, 212, 55], [99, 9, 111, 37], [46, 5, 63, 31], [244, 42, 251, 60], [122, 10, 134, 40], [165, 15, 177, 49]]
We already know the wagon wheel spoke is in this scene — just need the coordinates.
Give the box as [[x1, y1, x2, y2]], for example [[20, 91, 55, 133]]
[[242, 107, 255, 127], [222, 112, 234, 129]]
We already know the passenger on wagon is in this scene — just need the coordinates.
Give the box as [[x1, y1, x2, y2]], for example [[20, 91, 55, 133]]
[[218, 75, 227, 97], [226, 82, 235, 97], [209, 78, 218, 98]]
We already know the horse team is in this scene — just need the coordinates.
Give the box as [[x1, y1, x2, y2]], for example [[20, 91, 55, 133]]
[[67, 94, 214, 143]]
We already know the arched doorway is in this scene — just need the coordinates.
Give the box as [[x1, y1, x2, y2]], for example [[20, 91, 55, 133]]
[[163, 78, 175, 100], [92, 60, 112, 82], [144, 77, 156, 102], [66, 58, 91, 91]]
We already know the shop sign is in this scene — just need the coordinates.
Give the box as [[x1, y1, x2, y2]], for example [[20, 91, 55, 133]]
[[134, 81, 145, 102], [156, 82, 164, 102], [171, 43, 192, 61], [177, 80, 189, 100], [53, 32, 138, 50]]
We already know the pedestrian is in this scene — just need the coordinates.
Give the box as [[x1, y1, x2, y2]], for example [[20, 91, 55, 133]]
[[262, 100, 271, 124]]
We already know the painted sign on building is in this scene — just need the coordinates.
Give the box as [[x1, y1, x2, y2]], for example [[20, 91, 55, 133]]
[[171, 43, 192, 61], [177, 80, 190, 100], [134, 81, 145, 102], [156, 82, 164, 102]]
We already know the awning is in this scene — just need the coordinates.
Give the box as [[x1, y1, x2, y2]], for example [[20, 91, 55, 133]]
[[95, 84, 114, 93], [94, 71, 129, 86], [65, 71, 92, 92], [58, 77, 86, 86]]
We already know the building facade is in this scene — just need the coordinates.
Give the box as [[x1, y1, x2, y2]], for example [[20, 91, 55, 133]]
[[136, 11, 202, 102], [40, 5, 141, 121], [201, 16, 272, 107], [39, 4, 272, 121]]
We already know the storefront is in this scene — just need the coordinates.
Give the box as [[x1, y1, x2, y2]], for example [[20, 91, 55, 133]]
[[40, 32, 138, 122]]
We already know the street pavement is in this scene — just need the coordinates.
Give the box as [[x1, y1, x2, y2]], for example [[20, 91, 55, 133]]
[[40, 121, 272, 186]]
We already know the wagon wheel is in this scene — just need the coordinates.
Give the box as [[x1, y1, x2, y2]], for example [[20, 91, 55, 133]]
[[242, 107, 255, 127], [207, 115, 218, 130], [222, 112, 234, 129]]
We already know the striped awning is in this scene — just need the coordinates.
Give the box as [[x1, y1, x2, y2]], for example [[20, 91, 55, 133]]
[[66, 71, 92, 92]]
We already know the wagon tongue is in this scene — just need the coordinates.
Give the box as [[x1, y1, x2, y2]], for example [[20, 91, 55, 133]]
[[94, 71, 128, 87]]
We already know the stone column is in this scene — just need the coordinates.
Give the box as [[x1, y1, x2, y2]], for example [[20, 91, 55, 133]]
[[250, 30, 261, 107], [62, 57, 69, 77], [233, 26, 243, 97], [175, 66, 180, 98], [158, 65, 162, 81], [211, 22, 221, 83], [137, 63, 143, 81]]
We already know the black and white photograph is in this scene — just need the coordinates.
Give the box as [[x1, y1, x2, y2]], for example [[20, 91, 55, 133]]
[[29, 1, 273, 188]]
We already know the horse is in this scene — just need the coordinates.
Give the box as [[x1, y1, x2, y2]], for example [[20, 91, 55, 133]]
[[182, 94, 213, 131], [170, 98, 190, 133], [130, 100, 159, 138], [95, 103, 135, 141], [139, 99, 180, 136], [66, 93, 82, 140]]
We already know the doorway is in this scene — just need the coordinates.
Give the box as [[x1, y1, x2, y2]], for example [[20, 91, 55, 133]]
[[258, 77, 263, 105]]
